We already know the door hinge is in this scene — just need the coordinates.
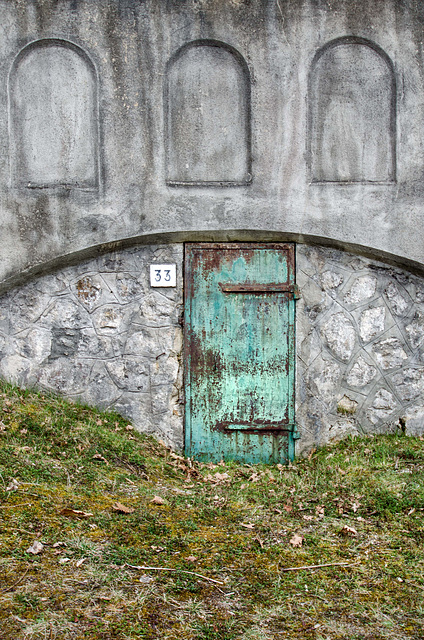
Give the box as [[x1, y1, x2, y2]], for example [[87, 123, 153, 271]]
[[287, 424, 301, 439]]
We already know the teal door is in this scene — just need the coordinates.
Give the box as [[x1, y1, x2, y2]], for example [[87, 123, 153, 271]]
[[184, 243, 298, 464]]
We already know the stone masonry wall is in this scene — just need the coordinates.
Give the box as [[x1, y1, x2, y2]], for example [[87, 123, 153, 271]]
[[1, 241, 424, 456], [0, 244, 184, 450], [296, 245, 424, 454]]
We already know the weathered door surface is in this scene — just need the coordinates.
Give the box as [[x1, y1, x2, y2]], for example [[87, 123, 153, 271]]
[[184, 243, 297, 464]]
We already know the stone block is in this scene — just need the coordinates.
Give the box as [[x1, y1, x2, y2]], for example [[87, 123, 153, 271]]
[[307, 357, 341, 405], [106, 358, 150, 392], [81, 364, 121, 408], [13, 328, 51, 363], [405, 312, 424, 350], [150, 355, 180, 386], [131, 292, 179, 327], [372, 337, 408, 370], [41, 298, 91, 330], [36, 358, 93, 394], [390, 368, 424, 402], [359, 306, 386, 343], [50, 328, 81, 359], [92, 306, 127, 334], [320, 270, 344, 292], [346, 355, 377, 388], [384, 282, 409, 316], [125, 326, 176, 359], [322, 312, 355, 361], [344, 275, 377, 306], [366, 388, 398, 425]]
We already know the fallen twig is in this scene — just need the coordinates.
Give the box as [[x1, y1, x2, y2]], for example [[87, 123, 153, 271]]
[[124, 564, 224, 585], [0, 502, 32, 509], [280, 560, 360, 572], [0, 566, 30, 593]]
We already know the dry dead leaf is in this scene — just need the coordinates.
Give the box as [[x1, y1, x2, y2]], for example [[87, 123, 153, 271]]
[[240, 523, 255, 529], [283, 504, 293, 513], [26, 540, 43, 555], [126, 425, 134, 431], [303, 515, 314, 521], [20, 428, 27, 435], [205, 462, 219, 469], [76, 558, 86, 568], [150, 496, 166, 505], [340, 524, 358, 537], [92, 453, 108, 464], [52, 541, 66, 548], [289, 533, 303, 548], [204, 472, 231, 484], [352, 502, 360, 513], [139, 574, 153, 584], [170, 452, 185, 462], [59, 508, 93, 519], [186, 555, 197, 562], [6, 479, 19, 491], [59, 557, 71, 564], [316, 505, 325, 518], [205, 472, 231, 484], [407, 508, 415, 516], [112, 502, 134, 514]]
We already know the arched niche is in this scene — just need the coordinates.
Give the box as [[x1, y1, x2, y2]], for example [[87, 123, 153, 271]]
[[9, 39, 99, 190], [308, 37, 396, 183], [165, 40, 252, 186]]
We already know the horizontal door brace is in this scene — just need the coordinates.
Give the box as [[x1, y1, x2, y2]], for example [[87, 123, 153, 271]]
[[219, 283, 300, 298]]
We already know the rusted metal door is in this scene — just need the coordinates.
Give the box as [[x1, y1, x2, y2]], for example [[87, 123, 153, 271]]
[[184, 243, 298, 464]]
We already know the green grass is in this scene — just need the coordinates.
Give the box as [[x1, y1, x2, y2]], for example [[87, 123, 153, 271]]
[[0, 380, 423, 639]]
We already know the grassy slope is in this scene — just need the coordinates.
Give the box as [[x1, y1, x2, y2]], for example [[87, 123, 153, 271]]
[[0, 381, 423, 640]]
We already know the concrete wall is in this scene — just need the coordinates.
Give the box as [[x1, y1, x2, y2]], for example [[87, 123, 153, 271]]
[[0, 1, 424, 289]]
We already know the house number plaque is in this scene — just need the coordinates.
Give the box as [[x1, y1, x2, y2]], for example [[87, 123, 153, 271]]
[[149, 264, 177, 287]]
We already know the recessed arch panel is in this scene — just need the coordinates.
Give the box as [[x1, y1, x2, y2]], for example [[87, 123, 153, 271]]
[[9, 39, 99, 189], [308, 37, 396, 183], [165, 40, 251, 186]]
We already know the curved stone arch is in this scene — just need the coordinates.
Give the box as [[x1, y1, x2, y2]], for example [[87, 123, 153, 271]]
[[164, 39, 252, 186], [8, 38, 100, 190], [308, 36, 396, 184]]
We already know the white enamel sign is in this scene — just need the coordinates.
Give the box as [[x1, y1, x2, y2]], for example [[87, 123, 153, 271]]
[[149, 264, 177, 287]]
